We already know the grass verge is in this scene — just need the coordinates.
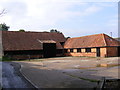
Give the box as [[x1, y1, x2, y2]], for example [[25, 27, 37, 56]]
[[63, 72, 100, 82]]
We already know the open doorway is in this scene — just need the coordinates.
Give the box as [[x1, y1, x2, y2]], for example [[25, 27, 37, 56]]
[[43, 43, 56, 58], [96, 47, 100, 57]]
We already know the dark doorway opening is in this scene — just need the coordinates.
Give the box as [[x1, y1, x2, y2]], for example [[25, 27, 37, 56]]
[[118, 47, 120, 56], [43, 43, 56, 58], [96, 47, 100, 57]]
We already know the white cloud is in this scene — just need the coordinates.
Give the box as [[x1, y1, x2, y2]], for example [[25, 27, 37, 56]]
[[0, 0, 100, 30], [0, 0, 117, 32], [83, 5, 101, 15]]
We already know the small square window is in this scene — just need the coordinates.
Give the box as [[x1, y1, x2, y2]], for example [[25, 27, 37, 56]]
[[85, 48, 91, 52], [77, 48, 81, 52], [70, 49, 73, 52]]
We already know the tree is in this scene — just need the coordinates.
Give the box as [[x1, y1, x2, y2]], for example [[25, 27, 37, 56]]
[[50, 29, 61, 33], [0, 23, 10, 31], [50, 29, 55, 32], [0, 9, 9, 31], [43, 31, 49, 32], [19, 29, 25, 32], [66, 37, 71, 39], [0, 9, 6, 17]]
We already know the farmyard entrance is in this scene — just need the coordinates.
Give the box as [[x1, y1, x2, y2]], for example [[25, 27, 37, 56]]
[[43, 43, 56, 58]]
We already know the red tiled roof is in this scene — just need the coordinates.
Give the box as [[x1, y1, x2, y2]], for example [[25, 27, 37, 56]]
[[38, 40, 56, 43], [64, 33, 120, 48], [104, 34, 120, 46], [2, 31, 66, 51]]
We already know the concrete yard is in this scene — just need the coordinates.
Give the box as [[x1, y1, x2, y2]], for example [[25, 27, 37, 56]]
[[15, 57, 120, 88]]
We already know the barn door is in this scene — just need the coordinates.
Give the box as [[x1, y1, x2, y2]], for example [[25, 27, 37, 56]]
[[43, 43, 56, 58], [96, 47, 100, 57]]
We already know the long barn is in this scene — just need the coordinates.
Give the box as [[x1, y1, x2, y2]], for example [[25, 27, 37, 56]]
[[1, 31, 66, 59]]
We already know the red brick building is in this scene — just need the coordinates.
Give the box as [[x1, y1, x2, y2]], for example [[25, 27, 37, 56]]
[[64, 33, 120, 57]]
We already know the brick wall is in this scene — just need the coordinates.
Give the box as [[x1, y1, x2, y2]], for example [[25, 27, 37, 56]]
[[100, 47, 107, 57], [106, 47, 118, 57], [65, 52, 96, 57], [65, 48, 96, 57], [99, 47, 118, 57], [65, 47, 118, 57], [91, 48, 96, 52]]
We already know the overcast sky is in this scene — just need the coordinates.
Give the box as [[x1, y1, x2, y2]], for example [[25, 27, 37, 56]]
[[0, 0, 119, 38]]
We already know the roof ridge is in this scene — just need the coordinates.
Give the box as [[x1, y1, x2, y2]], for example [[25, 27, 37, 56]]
[[2, 31, 63, 34], [70, 33, 105, 39], [3, 31, 50, 33]]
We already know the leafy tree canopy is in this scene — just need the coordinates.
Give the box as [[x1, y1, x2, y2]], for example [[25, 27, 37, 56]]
[[50, 29, 61, 33], [19, 29, 25, 32], [0, 9, 6, 17], [66, 37, 71, 39], [0, 23, 10, 31]]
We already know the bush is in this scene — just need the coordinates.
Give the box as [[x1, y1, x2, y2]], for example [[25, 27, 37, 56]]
[[2, 56, 12, 61]]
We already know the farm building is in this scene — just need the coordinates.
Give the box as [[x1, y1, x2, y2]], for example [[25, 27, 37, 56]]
[[0, 31, 120, 60], [1, 31, 66, 59], [64, 33, 120, 57]]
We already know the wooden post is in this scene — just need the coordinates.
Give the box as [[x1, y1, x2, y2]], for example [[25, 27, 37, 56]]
[[28, 55, 30, 61]]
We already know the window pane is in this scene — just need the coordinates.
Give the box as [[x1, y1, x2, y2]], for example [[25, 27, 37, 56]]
[[85, 48, 91, 52], [70, 49, 73, 52], [77, 48, 81, 52]]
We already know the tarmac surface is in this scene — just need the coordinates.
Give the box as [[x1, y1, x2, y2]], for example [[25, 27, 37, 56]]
[[15, 57, 120, 88], [1, 62, 35, 89]]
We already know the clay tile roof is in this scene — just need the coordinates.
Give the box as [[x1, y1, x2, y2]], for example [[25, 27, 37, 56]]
[[1, 31, 66, 51], [64, 33, 120, 49], [103, 34, 120, 46], [39, 40, 56, 43]]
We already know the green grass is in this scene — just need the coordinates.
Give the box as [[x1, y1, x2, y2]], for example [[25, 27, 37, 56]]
[[20, 59, 44, 62], [87, 69, 98, 71], [1, 56, 14, 61], [0, 57, 2, 61], [1, 56, 44, 62], [64, 72, 100, 82]]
